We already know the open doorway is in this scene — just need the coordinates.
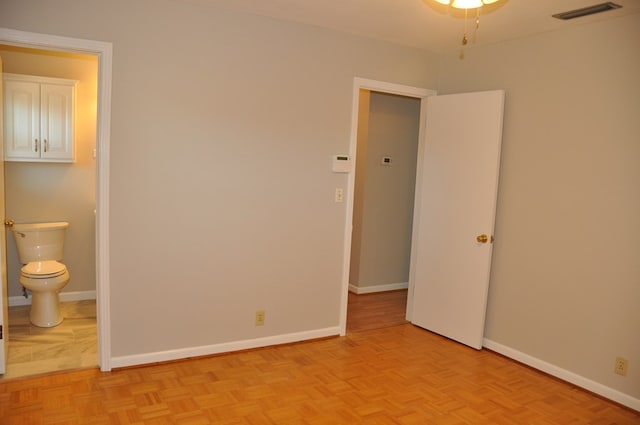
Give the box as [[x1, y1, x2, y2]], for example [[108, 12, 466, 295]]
[[0, 44, 98, 379], [346, 90, 420, 333], [0, 27, 112, 375], [341, 79, 436, 334]]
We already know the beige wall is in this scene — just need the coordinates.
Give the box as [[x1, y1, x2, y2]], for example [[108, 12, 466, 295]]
[[0, 0, 440, 357], [0, 45, 97, 298], [350, 91, 420, 290], [438, 13, 640, 398]]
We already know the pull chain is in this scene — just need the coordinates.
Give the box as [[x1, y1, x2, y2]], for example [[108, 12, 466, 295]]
[[462, 8, 468, 46], [460, 7, 482, 60], [460, 8, 468, 59], [474, 8, 480, 44]]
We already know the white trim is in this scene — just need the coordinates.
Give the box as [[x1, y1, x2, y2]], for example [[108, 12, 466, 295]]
[[8, 290, 96, 307], [483, 338, 640, 412], [0, 27, 112, 372], [339, 77, 437, 336], [111, 327, 341, 369], [7, 296, 30, 307], [354, 78, 435, 99], [62, 290, 97, 302], [348, 282, 408, 294]]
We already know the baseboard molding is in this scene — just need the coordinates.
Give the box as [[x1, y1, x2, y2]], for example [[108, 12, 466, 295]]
[[8, 290, 97, 307], [483, 338, 640, 412], [111, 326, 341, 369], [348, 282, 408, 294]]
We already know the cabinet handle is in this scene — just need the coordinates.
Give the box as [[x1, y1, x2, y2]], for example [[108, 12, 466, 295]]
[[34, 139, 38, 152], [44, 139, 48, 152]]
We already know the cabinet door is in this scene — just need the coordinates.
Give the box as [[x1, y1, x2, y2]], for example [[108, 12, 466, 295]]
[[4, 80, 41, 160], [40, 83, 74, 161]]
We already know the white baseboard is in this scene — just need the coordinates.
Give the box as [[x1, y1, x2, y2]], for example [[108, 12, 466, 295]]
[[111, 326, 341, 369], [483, 338, 640, 412], [8, 290, 97, 307], [349, 282, 408, 294]]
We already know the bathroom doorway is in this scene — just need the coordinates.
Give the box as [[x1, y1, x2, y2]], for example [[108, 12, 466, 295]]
[[0, 44, 98, 379], [0, 28, 112, 377]]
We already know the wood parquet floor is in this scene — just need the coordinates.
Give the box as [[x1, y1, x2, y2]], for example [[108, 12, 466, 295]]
[[0, 291, 640, 425], [2, 322, 638, 424], [346, 290, 408, 333]]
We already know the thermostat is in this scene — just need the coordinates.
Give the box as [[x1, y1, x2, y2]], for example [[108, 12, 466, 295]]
[[332, 155, 352, 173]]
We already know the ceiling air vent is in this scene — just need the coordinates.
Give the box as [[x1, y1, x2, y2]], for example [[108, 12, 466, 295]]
[[552, 2, 621, 20]]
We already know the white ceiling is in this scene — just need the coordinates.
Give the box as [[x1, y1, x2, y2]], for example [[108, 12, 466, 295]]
[[197, 0, 640, 53]]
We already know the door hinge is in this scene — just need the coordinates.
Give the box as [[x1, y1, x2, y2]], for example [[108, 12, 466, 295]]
[[0, 325, 3, 340]]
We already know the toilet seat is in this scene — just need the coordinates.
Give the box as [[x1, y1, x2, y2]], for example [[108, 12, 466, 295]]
[[21, 260, 68, 279]]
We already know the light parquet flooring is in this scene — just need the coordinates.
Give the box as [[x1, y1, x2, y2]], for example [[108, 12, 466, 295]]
[[2, 323, 638, 424], [346, 290, 408, 333]]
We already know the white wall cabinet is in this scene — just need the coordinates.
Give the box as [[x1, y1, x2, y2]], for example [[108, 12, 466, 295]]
[[3, 73, 76, 162]]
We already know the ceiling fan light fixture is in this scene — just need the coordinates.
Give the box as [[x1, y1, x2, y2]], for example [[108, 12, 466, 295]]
[[451, 0, 484, 8], [431, 0, 505, 56], [435, 0, 500, 9]]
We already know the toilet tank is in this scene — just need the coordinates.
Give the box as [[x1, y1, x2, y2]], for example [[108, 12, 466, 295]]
[[11, 222, 69, 263]]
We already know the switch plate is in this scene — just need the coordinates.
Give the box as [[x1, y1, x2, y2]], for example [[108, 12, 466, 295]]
[[335, 188, 344, 203]]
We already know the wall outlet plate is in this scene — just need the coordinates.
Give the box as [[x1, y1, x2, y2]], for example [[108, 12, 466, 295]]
[[614, 357, 628, 376], [255, 310, 266, 326]]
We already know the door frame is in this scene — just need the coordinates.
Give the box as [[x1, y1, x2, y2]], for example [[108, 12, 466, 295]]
[[0, 27, 112, 371], [339, 78, 436, 335]]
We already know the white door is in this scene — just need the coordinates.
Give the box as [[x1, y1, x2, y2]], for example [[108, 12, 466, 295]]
[[0, 56, 8, 373], [410, 90, 505, 350]]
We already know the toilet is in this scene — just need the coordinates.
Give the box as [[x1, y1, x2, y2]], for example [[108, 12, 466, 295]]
[[11, 222, 71, 327]]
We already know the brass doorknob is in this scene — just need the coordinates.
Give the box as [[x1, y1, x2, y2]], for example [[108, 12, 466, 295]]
[[477, 234, 488, 243]]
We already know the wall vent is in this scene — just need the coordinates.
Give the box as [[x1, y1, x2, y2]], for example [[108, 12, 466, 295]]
[[552, 2, 621, 20]]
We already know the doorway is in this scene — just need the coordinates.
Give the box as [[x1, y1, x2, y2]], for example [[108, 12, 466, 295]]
[[0, 44, 98, 379], [346, 90, 420, 333], [0, 27, 112, 374], [339, 78, 436, 335]]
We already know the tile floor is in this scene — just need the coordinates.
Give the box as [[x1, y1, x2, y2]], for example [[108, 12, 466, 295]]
[[1, 300, 97, 380]]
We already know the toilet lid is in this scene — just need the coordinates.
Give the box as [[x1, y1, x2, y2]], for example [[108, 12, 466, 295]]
[[21, 261, 67, 278]]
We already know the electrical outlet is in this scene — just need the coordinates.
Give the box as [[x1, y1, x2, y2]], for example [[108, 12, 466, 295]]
[[614, 357, 628, 376], [255, 310, 266, 326], [335, 188, 344, 203]]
